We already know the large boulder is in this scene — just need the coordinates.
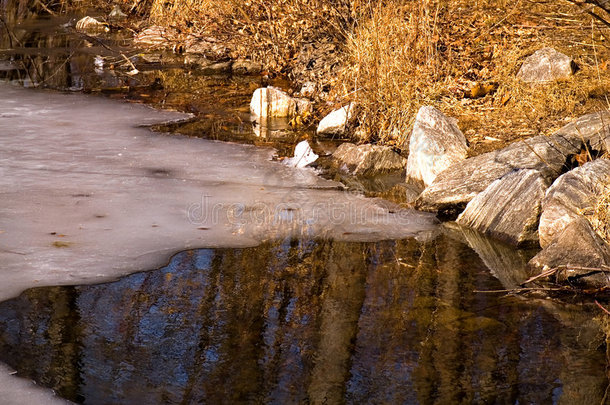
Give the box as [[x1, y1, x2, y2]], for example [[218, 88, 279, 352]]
[[456, 169, 548, 246], [529, 217, 610, 288], [517, 47, 576, 83], [250, 87, 312, 119], [332, 143, 406, 176], [538, 159, 610, 248], [416, 134, 579, 213], [406, 106, 468, 186], [316, 103, 355, 136]]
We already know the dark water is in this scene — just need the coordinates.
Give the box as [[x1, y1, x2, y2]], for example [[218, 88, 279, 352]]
[[0, 234, 608, 404]]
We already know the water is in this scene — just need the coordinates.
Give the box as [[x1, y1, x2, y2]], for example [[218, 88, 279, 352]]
[[1, 7, 609, 405], [0, 236, 607, 404]]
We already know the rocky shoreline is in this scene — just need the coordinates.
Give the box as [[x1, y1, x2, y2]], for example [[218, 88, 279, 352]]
[[245, 53, 610, 291], [78, 10, 610, 291]]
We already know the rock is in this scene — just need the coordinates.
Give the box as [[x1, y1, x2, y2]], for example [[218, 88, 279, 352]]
[[538, 159, 610, 248], [250, 87, 312, 119], [529, 217, 610, 288], [416, 134, 580, 213], [406, 106, 468, 186], [184, 35, 229, 59], [456, 169, 548, 246], [331, 143, 406, 176], [232, 59, 262, 75], [201, 61, 232, 75], [517, 47, 576, 83], [184, 55, 232, 74], [75, 16, 109, 32], [316, 103, 355, 136], [108, 5, 127, 21], [284, 140, 319, 168], [552, 111, 610, 153], [134, 26, 178, 48], [298, 81, 317, 97]]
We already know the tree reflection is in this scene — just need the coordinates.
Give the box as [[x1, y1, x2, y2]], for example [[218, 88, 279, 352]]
[[0, 236, 608, 404]]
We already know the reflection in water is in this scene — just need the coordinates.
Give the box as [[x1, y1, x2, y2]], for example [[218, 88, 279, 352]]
[[0, 235, 607, 404]]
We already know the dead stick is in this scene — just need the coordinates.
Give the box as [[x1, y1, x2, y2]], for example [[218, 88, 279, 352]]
[[595, 300, 610, 315]]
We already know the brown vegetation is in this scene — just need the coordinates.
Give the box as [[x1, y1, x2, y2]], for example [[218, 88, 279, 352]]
[[118, 0, 610, 152]]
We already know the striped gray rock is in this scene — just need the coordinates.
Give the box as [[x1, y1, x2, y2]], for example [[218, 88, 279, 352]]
[[416, 134, 579, 213], [456, 169, 548, 246], [538, 159, 610, 248], [529, 217, 610, 288]]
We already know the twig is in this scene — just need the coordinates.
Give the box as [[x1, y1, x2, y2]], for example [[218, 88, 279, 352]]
[[474, 287, 565, 293], [595, 299, 610, 315]]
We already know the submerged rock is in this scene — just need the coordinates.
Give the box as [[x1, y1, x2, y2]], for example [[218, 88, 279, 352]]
[[250, 87, 312, 119], [538, 159, 610, 248], [232, 59, 262, 75], [316, 103, 355, 136], [284, 140, 318, 168], [75, 16, 108, 32], [457, 169, 548, 246], [517, 47, 576, 83], [331, 143, 406, 176], [416, 134, 579, 213], [448, 224, 533, 289], [406, 106, 468, 186]]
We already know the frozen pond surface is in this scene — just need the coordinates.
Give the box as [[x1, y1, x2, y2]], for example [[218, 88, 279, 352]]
[[0, 82, 436, 302]]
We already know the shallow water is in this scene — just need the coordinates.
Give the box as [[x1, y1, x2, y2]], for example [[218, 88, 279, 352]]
[[1, 7, 609, 405]]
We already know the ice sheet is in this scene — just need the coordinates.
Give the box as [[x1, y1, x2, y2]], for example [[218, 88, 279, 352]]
[[0, 83, 437, 301]]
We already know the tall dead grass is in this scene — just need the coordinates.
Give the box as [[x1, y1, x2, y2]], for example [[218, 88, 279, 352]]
[[37, 0, 610, 147], [338, 1, 446, 143]]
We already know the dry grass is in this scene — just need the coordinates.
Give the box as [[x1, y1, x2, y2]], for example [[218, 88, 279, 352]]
[[35, 0, 610, 148], [336, 0, 610, 146]]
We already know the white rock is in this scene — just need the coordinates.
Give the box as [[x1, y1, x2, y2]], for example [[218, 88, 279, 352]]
[[517, 47, 575, 83], [406, 106, 468, 186], [284, 140, 318, 168], [75, 16, 109, 32], [316, 103, 355, 136], [250, 87, 312, 119], [299, 81, 317, 97]]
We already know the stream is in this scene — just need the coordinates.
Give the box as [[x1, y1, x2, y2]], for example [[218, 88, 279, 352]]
[[1, 9, 609, 405]]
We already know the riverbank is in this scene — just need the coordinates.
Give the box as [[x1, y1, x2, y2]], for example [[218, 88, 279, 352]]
[[121, 0, 610, 151]]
